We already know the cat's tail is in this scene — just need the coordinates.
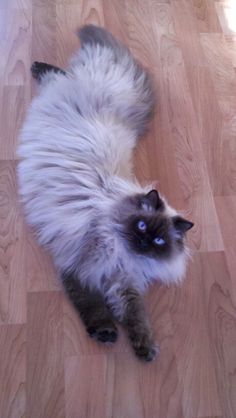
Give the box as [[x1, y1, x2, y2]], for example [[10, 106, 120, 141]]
[[78, 24, 122, 52], [75, 25, 156, 137]]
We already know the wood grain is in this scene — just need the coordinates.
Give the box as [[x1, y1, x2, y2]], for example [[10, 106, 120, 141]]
[[170, 253, 224, 418], [201, 252, 236, 418], [1, 0, 236, 417], [0, 324, 26, 418], [25, 228, 59, 292], [1, 7, 31, 87], [0, 87, 30, 160], [0, 162, 26, 324], [215, 0, 236, 35], [26, 291, 65, 418], [65, 354, 114, 418], [215, 196, 236, 293]]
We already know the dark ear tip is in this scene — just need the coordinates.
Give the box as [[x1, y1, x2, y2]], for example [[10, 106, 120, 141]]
[[173, 216, 194, 233], [187, 221, 194, 230], [144, 189, 163, 210], [147, 189, 159, 196], [182, 220, 194, 231]]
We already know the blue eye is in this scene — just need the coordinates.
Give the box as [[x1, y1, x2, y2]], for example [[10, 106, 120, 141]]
[[137, 220, 147, 232], [153, 237, 165, 246]]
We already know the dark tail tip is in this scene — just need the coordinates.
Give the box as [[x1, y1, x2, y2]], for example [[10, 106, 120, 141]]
[[78, 24, 120, 50]]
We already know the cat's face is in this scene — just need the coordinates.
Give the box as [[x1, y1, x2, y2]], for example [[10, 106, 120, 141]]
[[120, 190, 193, 259]]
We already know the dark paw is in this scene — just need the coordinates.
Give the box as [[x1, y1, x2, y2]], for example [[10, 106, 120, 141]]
[[87, 325, 118, 344], [130, 333, 160, 362], [134, 344, 159, 362]]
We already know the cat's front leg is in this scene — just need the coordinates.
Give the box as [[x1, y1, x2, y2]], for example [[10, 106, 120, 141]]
[[106, 285, 159, 361], [62, 273, 118, 344]]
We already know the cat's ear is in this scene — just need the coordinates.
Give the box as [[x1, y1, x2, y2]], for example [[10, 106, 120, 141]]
[[173, 216, 194, 235], [144, 189, 163, 210]]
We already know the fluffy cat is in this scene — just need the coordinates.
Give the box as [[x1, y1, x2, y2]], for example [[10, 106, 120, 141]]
[[18, 25, 193, 361]]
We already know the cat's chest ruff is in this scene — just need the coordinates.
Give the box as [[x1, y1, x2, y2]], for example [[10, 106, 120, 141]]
[[111, 241, 186, 290]]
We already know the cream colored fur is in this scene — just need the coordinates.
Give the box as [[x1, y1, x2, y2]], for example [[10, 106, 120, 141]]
[[18, 26, 189, 300]]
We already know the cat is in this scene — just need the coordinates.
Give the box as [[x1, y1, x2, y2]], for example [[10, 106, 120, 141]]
[[18, 25, 194, 361]]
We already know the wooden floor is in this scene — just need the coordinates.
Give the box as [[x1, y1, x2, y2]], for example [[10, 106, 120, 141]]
[[0, 1, 236, 417]]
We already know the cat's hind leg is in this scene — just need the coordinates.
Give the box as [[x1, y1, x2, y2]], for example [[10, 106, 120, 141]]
[[62, 273, 118, 344], [31, 61, 66, 83]]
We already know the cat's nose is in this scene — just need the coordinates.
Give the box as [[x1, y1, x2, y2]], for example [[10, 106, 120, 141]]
[[141, 240, 149, 249]]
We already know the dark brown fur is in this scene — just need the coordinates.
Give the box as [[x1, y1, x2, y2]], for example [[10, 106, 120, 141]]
[[121, 288, 157, 361], [62, 273, 157, 360], [31, 62, 66, 81], [62, 273, 118, 343]]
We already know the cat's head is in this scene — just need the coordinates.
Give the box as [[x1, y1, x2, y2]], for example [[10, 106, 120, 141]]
[[117, 189, 193, 260]]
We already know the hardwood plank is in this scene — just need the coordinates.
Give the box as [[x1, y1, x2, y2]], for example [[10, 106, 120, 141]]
[[200, 33, 236, 100], [192, 416, 222, 418], [65, 343, 184, 418], [170, 252, 226, 418], [171, 0, 221, 34], [190, 0, 222, 33], [64, 285, 185, 418], [224, 35, 236, 68], [185, 66, 224, 197], [0, 162, 26, 324], [78, 0, 104, 26], [32, 3, 56, 65], [201, 252, 236, 418], [136, 288, 184, 418], [0, 324, 26, 418], [170, 3, 229, 198], [110, 353, 145, 418], [215, 196, 236, 294], [0, 0, 32, 9], [103, 0, 127, 42], [124, 0, 159, 68], [152, 3, 224, 251], [56, 0, 106, 67], [25, 229, 59, 292], [124, 3, 184, 209], [26, 291, 65, 418], [0, 87, 29, 160], [200, 33, 236, 196], [56, 5, 83, 68], [65, 354, 114, 418], [215, 0, 236, 35], [1, 7, 31, 87], [110, 286, 184, 418], [0, 0, 235, 417]]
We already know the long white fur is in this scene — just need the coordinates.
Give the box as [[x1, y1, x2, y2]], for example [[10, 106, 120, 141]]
[[18, 31, 188, 296]]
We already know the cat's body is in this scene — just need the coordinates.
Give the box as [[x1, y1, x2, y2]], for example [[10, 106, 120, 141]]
[[18, 26, 193, 361]]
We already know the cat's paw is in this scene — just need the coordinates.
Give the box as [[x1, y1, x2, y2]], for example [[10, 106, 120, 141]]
[[87, 324, 118, 344], [134, 343, 160, 362], [131, 334, 160, 361]]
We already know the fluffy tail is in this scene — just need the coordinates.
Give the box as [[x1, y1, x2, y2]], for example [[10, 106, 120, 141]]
[[78, 24, 122, 52], [75, 25, 156, 137]]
